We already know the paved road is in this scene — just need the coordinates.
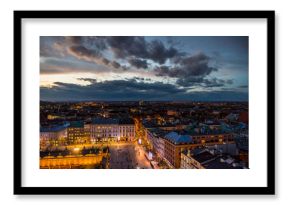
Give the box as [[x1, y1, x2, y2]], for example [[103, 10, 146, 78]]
[[109, 144, 151, 169]]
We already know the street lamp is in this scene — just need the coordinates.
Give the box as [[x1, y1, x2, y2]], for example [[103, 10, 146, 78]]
[[73, 147, 80, 154]]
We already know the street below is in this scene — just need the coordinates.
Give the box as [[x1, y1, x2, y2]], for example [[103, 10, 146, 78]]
[[109, 143, 151, 169]]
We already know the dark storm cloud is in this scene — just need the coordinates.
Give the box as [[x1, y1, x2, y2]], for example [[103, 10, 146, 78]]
[[102, 58, 110, 65], [156, 52, 216, 78], [121, 65, 130, 71], [64, 36, 108, 51], [40, 41, 121, 74], [81, 36, 108, 51], [77, 78, 97, 84], [41, 36, 198, 75], [107, 37, 182, 64], [40, 36, 248, 94], [107, 36, 148, 59], [134, 77, 145, 81], [65, 36, 82, 45], [41, 79, 186, 101], [68, 45, 102, 60], [176, 77, 233, 88], [66, 38, 133, 71], [41, 36, 127, 73], [40, 79, 247, 102], [111, 61, 121, 69], [175, 52, 217, 76], [147, 40, 179, 64], [43, 36, 183, 65], [128, 58, 148, 69], [40, 36, 248, 101], [155, 52, 219, 87]]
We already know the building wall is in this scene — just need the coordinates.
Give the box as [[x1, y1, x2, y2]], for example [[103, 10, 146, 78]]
[[181, 153, 192, 169], [119, 124, 135, 141], [145, 129, 154, 149], [90, 124, 120, 142], [90, 124, 135, 142], [67, 126, 90, 145], [180, 152, 204, 169], [191, 133, 234, 145], [145, 129, 231, 166], [40, 122, 135, 148], [145, 129, 165, 159], [40, 128, 67, 150], [156, 137, 165, 158], [164, 133, 235, 168], [40, 132, 56, 150], [40, 154, 103, 169]]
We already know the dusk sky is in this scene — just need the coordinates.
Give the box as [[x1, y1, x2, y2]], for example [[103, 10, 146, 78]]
[[40, 36, 248, 101]]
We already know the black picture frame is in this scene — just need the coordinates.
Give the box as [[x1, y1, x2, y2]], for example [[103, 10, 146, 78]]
[[14, 10, 275, 195]]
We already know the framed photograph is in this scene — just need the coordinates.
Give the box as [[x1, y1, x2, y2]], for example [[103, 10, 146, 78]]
[[14, 10, 275, 195]]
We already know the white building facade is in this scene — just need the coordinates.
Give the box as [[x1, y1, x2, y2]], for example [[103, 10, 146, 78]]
[[90, 118, 135, 142]]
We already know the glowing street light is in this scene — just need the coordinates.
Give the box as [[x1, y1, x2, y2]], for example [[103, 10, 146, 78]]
[[73, 147, 80, 153]]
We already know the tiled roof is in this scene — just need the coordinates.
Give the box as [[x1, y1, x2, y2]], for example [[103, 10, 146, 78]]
[[40, 122, 69, 132], [91, 118, 134, 125], [91, 118, 119, 124], [69, 121, 84, 128], [164, 132, 193, 144], [203, 157, 240, 169], [119, 118, 134, 125], [193, 151, 216, 163]]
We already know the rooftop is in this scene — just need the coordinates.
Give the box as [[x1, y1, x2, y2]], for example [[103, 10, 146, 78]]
[[182, 148, 204, 156], [184, 148, 244, 169], [184, 126, 231, 136], [91, 117, 134, 125], [40, 122, 70, 132], [119, 118, 134, 125], [164, 132, 193, 144], [203, 157, 241, 169], [91, 118, 119, 125], [69, 121, 84, 128], [192, 151, 216, 163]]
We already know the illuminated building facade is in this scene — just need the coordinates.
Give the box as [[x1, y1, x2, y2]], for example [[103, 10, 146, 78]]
[[40, 122, 70, 150], [180, 149, 213, 169], [145, 128, 165, 159], [163, 132, 235, 168], [40, 118, 135, 148], [40, 154, 103, 169], [90, 118, 135, 142], [67, 121, 90, 144]]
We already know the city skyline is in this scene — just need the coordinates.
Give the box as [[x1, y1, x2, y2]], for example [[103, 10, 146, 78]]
[[40, 36, 248, 101], [40, 101, 249, 169]]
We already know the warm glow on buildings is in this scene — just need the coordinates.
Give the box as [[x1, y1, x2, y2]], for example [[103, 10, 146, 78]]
[[40, 154, 103, 169], [90, 118, 135, 142]]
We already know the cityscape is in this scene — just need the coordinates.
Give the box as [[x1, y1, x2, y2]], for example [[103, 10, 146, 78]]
[[40, 36, 248, 169], [40, 101, 248, 169]]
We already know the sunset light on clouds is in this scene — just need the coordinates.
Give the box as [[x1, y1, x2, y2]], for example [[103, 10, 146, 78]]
[[40, 36, 248, 101]]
